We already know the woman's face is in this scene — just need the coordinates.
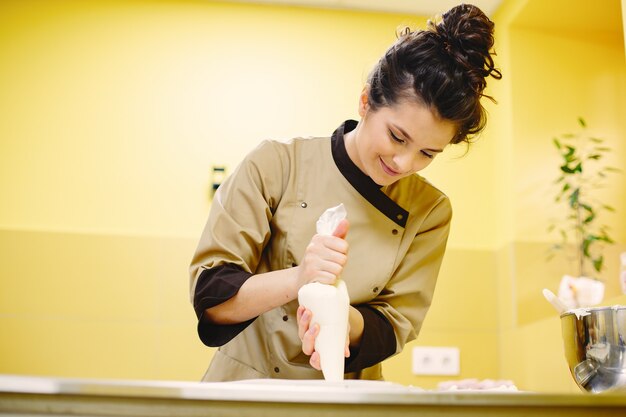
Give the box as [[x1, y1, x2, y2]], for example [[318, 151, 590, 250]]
[[345, 91, 457, 186]]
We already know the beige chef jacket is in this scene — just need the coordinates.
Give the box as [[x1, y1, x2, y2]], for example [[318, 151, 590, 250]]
[[189, 120, 451, 381]]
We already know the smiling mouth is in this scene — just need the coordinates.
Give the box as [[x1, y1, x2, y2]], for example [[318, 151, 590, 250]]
[[379, 158, 401, 176]]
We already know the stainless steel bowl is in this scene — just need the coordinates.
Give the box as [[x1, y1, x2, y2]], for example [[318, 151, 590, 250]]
[[561, 306, 626, 393]]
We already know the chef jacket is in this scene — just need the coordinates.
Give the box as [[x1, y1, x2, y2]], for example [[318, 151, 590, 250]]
[[189, 120, 452, 381]]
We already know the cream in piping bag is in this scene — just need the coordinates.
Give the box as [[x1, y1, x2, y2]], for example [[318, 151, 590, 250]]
[[297, 203, 350, 381]]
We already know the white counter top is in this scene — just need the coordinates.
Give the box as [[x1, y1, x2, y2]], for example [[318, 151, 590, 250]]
[[1, 374, 625, 417]]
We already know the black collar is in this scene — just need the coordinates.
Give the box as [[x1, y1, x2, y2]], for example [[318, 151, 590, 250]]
[[331, 120, 408, 228]]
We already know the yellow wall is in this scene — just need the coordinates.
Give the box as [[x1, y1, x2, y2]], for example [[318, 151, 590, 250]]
[[508, 0, 626, 323], [492, 0, 626, 392], [0, 0, 409, 238], [1, 0, 625, 391]]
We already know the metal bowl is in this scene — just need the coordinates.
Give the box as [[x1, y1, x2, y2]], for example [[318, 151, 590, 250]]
[[561, 306, 626, 393]]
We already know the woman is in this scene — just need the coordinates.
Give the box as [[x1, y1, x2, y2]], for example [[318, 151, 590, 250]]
[[189, 3, 501, 381]]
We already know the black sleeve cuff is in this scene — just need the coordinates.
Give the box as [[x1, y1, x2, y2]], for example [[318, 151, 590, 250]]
[[345, 305, 397, 373], [193, 264, 255, 347]]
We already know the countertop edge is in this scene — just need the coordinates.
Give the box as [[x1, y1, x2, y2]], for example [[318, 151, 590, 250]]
[[1, 374, 625, 407]]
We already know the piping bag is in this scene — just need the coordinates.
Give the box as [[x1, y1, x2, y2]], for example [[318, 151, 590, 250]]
[[297, 203, 350, 381]]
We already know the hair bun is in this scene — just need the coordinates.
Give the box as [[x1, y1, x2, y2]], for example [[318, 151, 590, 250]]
[[366, 3, 502, 146], [429, 4, 502, 94]]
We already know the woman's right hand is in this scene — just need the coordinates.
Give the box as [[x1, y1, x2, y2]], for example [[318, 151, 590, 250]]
[[295, 219, 349, 289], [297, 305, 350, 371]]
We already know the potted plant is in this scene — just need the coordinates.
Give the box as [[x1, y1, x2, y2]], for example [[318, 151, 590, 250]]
[[548, 117, 620, 308]]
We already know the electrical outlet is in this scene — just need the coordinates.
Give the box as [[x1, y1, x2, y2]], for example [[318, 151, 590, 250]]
[[412, 346, 460, 376]]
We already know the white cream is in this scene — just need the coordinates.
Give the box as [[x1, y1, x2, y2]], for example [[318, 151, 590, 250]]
[[297, 203, 350, 381], [298, 280, 350, 381], [569, 308, 591, 319]]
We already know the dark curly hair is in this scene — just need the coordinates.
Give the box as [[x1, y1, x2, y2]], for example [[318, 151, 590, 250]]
[[367, 4, 502, 145]]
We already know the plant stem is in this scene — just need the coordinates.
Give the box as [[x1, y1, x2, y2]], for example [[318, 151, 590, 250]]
[[576, 203, 584, 277]]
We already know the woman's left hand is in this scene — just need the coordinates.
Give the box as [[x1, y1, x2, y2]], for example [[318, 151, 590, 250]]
[[297, 305, 350, 370]]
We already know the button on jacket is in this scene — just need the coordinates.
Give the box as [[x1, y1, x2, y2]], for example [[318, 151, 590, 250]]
[[189, 120, 452, 381]]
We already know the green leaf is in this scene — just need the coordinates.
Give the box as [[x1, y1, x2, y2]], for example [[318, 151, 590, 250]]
[[561, 162, 582, 174], [563, 155, 576, 165], [592, 256, 604, 273], [578, 117, 586, 128], [553, 138, 562, 149], [561, 133, 576, 139], [588, 154, 602, 160], [580, 203, 593, 213], [605, 167, 622, 173], [583, 214, 595, 224], [599, 235, 615, 244], [602, 204, 616, 212], [589, 137, 604, 143], [547, 224, 556, 233], [594, 146, 611, 152], [569, 188, 580, 208], [583, 238, 592, 256]]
